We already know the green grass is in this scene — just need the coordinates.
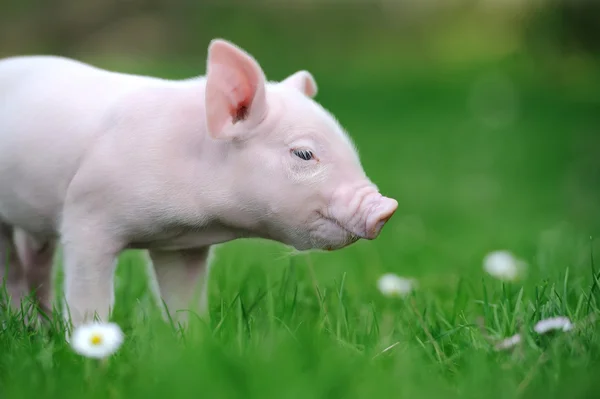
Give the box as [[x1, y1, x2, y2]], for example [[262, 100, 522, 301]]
[[1, 56, 600, 399]]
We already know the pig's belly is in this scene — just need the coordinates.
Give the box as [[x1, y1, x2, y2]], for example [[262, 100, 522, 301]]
[[128, 224, 252, 251], [0, 151, 69, 237], [0, 114, 91, 237], [0, 193, 59, 237]]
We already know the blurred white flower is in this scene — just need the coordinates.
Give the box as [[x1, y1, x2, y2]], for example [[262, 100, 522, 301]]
[[70, 322, 124, 359], [483, 250, 526, 281], [534, 316, 573, 334], [377, 273, 415, 297], [494, 333, 522, 351]]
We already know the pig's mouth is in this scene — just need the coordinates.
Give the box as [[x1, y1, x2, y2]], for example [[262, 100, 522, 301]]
[[316, 211, 362, 241]]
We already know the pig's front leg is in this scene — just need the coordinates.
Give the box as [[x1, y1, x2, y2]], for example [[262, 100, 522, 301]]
[[146, 246, 212, 327], [60, 218, 122, 328]]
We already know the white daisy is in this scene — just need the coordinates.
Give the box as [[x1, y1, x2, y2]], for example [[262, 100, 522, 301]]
[[69, 322, 124, 359], [483, 250, 526, 281], [494, 333, 522, 351], [377, 273, 415, 297], [534, 316, 573, 334]]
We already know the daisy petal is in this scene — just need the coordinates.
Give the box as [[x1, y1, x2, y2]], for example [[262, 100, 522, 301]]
[[534, 316, 573, 334], [377, 273, 415, 297], [483, 250, 526, 281], [494, 333, 522, 351]]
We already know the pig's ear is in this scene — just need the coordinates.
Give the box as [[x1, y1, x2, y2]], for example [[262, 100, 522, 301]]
[[281, 70, 318, 98], [205, 39, 268, 140]]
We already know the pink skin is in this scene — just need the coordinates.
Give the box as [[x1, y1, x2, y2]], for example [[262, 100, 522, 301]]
[[0, 39, 397, 328]]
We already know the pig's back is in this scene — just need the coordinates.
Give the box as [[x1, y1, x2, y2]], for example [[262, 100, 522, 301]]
[[0, 55, 167, 235]]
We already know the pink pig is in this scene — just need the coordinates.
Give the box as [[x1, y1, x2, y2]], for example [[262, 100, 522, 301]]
[[0, 39, 397, 327]]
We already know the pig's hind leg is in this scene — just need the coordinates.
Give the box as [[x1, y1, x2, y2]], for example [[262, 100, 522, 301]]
[[0, 222, 28, 315], [146, 246, 213, 328], [12, 229, 57, 319]]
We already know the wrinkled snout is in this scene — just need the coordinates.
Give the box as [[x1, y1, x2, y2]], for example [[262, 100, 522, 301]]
[[364, 196, 398, 239], [328, 183, 398, 241]]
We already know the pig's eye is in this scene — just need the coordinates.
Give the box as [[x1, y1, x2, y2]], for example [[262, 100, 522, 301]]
[[292, 149, 314, 161]]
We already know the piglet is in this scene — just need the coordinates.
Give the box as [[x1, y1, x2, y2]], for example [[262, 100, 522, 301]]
[[0, 39, 398, 327]]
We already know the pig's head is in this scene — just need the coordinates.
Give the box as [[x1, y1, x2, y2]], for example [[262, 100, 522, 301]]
[[204, 39, 397, 251]]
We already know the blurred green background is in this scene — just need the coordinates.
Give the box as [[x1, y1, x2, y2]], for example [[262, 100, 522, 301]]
[[1, 1, 600, 398]]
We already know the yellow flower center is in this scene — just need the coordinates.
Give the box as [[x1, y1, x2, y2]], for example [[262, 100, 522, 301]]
[[90, 334, 103, 346]]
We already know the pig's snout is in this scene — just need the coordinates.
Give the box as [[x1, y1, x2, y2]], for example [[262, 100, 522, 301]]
[[364, 196, 398, 239], [328, 184, 398, 241]]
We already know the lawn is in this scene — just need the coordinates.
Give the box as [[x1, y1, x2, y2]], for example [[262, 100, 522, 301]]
[[1, 52, 599, 399]]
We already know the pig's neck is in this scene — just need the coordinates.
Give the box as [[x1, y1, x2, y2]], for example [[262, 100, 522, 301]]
[[191, 136, 270, 244]]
